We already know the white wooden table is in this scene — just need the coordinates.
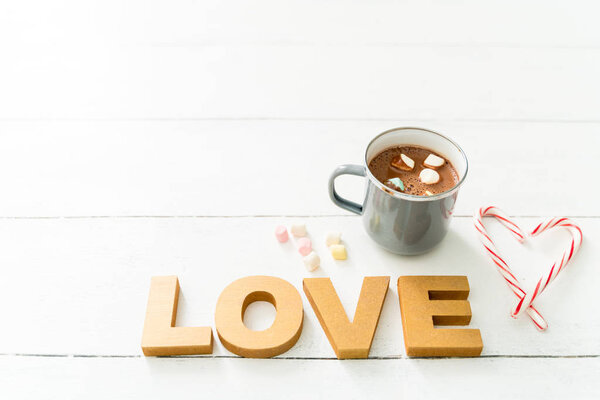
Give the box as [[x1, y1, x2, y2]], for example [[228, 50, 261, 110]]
[[1, 1, 599, 398]]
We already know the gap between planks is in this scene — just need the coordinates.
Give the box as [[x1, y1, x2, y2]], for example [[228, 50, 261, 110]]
[[2, 117, 600, 123], [21, 40, 600, 50], [0, 215, 597, 220], [0, 353, 598, 360], [143, 42, 600, 50]]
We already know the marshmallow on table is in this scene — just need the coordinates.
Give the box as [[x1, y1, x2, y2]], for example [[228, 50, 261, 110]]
[[419, 168, 440, 185], [297, 237, 312, 256], [274, 225, 289, 243], [423, 154, 445, 169], [391, 154, 415, 171], [303, 251, 320, 271], [330, 244, 347, 260], [325, 231, 341, 247], [290, 223, 307, 237]]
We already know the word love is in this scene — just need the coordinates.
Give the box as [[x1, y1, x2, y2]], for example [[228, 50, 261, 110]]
[[141, 275, 483, 359]]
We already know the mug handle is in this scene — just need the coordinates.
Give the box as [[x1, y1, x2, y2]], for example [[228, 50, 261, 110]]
[[328, 164, 366, 215]]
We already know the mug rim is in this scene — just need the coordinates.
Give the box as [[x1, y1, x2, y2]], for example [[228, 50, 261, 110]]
[[363, 127, 469, 202]]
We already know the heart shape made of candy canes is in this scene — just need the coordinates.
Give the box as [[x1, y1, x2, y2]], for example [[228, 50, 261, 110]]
[[473, 206, 583, 331]]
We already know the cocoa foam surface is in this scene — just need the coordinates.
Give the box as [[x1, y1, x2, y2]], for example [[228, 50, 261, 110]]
[[368, 146, 459, 196]]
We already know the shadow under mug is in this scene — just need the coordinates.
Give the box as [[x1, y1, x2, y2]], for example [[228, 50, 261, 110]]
[[328, 127, 468, 255]]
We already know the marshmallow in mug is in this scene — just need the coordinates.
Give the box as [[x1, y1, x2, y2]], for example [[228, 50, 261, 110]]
[[391, 153, 415, 171], [423, 153, 445, 169], [419, 168, 440, 185], [386, 177, 405, 192]]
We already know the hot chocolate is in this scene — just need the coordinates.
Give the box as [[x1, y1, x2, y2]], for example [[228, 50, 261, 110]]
[[368, 146, 459, 196]]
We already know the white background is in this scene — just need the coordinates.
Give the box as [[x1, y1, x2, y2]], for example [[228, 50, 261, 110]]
[[1, 1, 599, 398]]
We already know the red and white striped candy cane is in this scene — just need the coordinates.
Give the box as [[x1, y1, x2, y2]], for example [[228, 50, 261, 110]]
[[473, 206, 583, 331]]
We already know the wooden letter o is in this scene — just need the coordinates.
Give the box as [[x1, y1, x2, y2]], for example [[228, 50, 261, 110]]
[[215, 276, 304, 358]]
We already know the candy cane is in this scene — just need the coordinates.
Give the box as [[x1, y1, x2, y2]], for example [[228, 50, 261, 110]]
[[473, 206, 583, 331]]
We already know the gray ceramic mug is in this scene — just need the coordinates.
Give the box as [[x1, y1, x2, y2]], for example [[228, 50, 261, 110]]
[[328, 127, 468, 255]]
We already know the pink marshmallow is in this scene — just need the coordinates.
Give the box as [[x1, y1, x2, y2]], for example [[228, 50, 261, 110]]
[[275, 225, 289, 243], [297, 237, 312, 256]]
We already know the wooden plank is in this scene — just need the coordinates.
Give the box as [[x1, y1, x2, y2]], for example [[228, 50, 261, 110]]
[[0, 216, 596, 357], [1, 0, 599, 47], [1, 46, 599, 120], [0, 121, 597, 217], [0, 355, 597, 399]]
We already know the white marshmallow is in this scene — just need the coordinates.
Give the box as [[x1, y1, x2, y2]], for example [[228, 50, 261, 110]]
[[400, 154, 415, 170], [290, 223, 307, 237], [303, 251, 320, 271], [325, 231, 341, 247], [419, 168, 440, 184], [423, 153, 445, 168]]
